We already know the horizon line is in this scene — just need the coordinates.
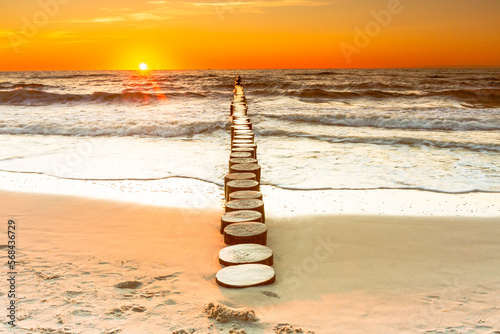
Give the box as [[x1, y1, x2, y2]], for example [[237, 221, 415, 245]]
[[1, 65, 499, 72]]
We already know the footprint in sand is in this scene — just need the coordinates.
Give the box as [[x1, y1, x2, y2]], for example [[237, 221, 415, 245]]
[[172, 329, 196, 334], [36, 271, 61, 280], [65, 291, 84, 298], [273, 323, 315, 334], [140, 291, 156, 298], [106, 304, 146, 317], [131, 306, 147, 312], [106, 307, 125, 317], [260, 291, 280, 298], [71, 309, 93, 316], [115, 281, 143, 289], [107, 305, 133, 317], [154, 273, 179, 281]]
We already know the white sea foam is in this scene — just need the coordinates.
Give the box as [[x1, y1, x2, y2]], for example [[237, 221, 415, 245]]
[[0, 68, 499, 192]]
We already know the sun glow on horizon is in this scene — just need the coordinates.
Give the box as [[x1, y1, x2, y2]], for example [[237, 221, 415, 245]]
[[0, 0, 499, 70]]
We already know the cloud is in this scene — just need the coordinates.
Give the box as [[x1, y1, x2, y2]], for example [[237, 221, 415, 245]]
[[63, 16, 126, 24], [60, 0, 330, 25], [192, 0, 329, 8], [190, 0, 331, 15], [50, 39, 95, 45], [127, 12, 167, 21], [38, 30, 94, 45], [193, 2, 247, 6], [99, 7, 135, 13], [0, 30, 15, 38], [43, 31, 78, 39]]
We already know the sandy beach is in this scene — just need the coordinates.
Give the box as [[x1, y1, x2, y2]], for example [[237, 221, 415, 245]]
[[2, 0, 500, 330], [2, 187, 499, 333]]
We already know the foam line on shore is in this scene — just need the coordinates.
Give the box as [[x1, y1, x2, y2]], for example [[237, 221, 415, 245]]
[[2, 168, 498, 195], [1, 170, 499, 217]]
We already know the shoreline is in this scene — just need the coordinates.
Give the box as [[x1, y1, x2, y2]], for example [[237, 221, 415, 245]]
[[3, 167, 500, 195], [1, 129, 499, 195], [1, 170, 499, 218], [1, 189, 499, 332]]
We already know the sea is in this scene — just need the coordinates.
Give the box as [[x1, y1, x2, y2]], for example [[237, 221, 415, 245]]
[[0, 68, 499, 209]]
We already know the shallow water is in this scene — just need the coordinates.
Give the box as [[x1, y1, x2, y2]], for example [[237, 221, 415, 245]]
[[0, 69, 499, 193]]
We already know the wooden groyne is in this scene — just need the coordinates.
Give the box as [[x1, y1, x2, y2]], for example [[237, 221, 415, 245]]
[[215, 76, 276, 289]]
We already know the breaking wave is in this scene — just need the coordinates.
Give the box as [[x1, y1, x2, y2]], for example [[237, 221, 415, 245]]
[[0, 89, 207, 106], [0, 120, 226, 138], [249, 88, 500, 108], [260, 112, 500, 131], [257, 129, 500, 153]]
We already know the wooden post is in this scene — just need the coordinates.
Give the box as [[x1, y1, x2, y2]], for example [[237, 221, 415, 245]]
[[225, 198, 265, 223], [224, 173, 257, 201], [229, 158, 258, 169], [232, 135, 254, 142], [230, 152, 252, 159], [232, 129, 254, 141], [232, 139, 254, 145], [216, 264, 275, 288], [229, 190, 263, 201], [219, 244, 273, 266], [225, 180, 260, 201], [223, 222, 267, 245], [220, 210, 262, 233], [231, 147, 256, 159], [229, 163, 261, 183], [216, 75, 274, 289]]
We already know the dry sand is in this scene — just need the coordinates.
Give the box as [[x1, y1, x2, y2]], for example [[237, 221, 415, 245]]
[[1, 189, 499, 333]]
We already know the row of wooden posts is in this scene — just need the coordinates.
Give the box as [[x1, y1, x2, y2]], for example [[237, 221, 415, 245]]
[[215, 76, 276, 289]]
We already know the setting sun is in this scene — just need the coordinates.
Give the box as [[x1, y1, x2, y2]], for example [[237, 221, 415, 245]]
[[139, 63, 148, 71]]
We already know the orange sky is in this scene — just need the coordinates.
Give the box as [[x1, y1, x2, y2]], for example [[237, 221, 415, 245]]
[[0, 0, 499, 70]]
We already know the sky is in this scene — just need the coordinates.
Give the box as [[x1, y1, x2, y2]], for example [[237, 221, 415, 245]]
[[0, 0, 499, 70]]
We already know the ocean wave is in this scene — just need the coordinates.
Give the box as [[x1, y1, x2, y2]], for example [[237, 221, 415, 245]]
[[430, 89, 500, 108], [333, 82, 411, 90], [245, 81, 296, 90], [252, 88, 411, 99], [286, 88, 500, 106], [260, 113, 500, 131], [258, 129, 500, 153], [286, 71, 340, 76], [47, 73, 115, 80], [290, 88, 362, 99], [0, 89, 207, 106], [0, 120, 226, 137], [281, 88, 500, 108], [208, 83, 235, 90], [0, 82, 54, 90], [249, 83, 411, 96]]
